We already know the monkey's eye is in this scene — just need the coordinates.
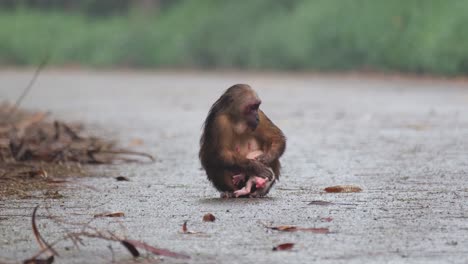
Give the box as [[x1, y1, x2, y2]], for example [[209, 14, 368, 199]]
[[250, 103, 260, 111]]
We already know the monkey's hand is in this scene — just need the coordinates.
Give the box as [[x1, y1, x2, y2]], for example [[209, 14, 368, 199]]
[[232, 173, 246, 186], [248, 160, 273, 180], [255, 153, 272, 165]]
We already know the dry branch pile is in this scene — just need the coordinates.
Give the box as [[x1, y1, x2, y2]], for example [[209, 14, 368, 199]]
[[0, 103, 153, 198], [22, 206, 190, 263]]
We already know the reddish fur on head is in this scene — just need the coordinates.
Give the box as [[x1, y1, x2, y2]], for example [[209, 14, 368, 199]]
[[243, 100, 261, 130]]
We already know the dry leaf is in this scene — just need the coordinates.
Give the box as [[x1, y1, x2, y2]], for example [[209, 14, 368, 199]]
[[308, 200, 333, 205], [321, 217, 333, 222], [93, 212, 125, 218], [123, 239, 190, 259], [29, 169, 48, 179], [202, 213, 216, 222], [273, 225, 298, 232], [266, 224, 330, 234], [23, 256, 54, 264], [181, 221, 206, 235], [115, 176, 130, 181], [121, 241, 140, 257], [273, 243, 295, 251], [299, 227, 330, 234], [324, 185, 362, 193]]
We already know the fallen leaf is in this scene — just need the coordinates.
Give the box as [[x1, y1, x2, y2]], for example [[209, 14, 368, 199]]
[[297, 227, 330, 234], [29, 169, 48, 179], [115, 176, 130, 181], [308, 200, 333, 206], [272, 243, 295, 251], [273, 225, 298, 232], [93, 212, 125, 218], [181, 221, 206, 235], [321, 217, 333, 222], [121, 241, 140, 257], [123, 239, 190, 259], [202, 213, 216, 222], [324, 185, 362, 193], [23, 256, 54, 264], [265, 224, 330, 234]]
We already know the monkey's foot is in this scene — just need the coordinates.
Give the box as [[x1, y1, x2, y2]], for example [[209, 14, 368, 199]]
[[232, 174, 246, 186], [234, 187, 251, 197], [220, 191, 235, 199]]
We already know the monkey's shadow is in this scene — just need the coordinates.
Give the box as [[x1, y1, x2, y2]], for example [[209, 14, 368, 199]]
[[199, 197, 277, 205]]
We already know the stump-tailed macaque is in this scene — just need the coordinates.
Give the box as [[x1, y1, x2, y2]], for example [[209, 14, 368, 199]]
[[199, 84, 286, 198]]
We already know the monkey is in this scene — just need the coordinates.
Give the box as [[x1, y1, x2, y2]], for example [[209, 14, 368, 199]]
[[199, 84, 286, 198]]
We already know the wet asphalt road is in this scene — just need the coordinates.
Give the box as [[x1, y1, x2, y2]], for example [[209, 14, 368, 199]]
[[0, 70, 468, 264]]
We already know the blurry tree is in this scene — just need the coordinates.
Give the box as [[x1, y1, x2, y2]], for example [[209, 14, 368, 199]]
[[0, 0, 178, 16]]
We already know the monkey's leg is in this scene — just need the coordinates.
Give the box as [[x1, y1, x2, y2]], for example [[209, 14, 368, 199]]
[[220, 192, 235, 198], [234, 178, 254, 197], [232, 173, 246, 186], [251, 162, 274, 181], [218, 170, 243, 198]]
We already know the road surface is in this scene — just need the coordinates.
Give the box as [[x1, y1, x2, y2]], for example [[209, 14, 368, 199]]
[[1, 70, 467, 264]]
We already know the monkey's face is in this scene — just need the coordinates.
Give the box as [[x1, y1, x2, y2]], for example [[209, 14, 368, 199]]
[[243, 100, 261, 131]]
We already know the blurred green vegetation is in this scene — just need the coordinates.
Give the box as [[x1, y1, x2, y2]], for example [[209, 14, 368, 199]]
[[1, 0, 468, 75]]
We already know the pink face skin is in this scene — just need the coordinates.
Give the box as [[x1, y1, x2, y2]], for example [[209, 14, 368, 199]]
[[243, 100, 261, 131]]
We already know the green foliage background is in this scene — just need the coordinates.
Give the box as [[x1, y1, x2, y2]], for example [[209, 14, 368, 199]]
[[1, 0, 468, 75]]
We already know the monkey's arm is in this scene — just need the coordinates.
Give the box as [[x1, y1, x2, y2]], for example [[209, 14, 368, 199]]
[[255, 111, 286, 165], [215, 115, 271, 178]]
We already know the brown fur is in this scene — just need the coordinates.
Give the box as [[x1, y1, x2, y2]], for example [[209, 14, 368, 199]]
[[199, 84, 286, 193]]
